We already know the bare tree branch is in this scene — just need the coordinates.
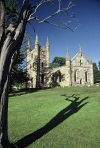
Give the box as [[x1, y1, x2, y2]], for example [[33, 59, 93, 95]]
[[27, 0, 78, 32], [42, 20, 79, 32], [28, 15, 79, 32], [28, 0, 51, 20], [28, 0, 74, 22], [58, 0, 61, 10]]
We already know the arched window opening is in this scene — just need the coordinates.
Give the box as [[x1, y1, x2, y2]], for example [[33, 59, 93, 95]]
[[80, 60, 82, 66], [85, 71, 88, 82], [74, 70, 77, 82], [80, 79, 82, 84], [59, 75, 61, 82], [41, 74, 44, 84], [30, 64, 31, 69], [33, 62, 35, 68], [42, 62, 44, 67]]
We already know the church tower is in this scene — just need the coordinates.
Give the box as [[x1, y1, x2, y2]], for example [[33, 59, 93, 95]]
[[46, 36, 50, 67], [65, 49, 71, 86]]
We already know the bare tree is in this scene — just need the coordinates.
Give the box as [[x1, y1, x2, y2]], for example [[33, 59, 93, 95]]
[[0, 0, 78, 147]]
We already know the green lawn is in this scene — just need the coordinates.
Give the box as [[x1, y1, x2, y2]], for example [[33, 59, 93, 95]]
[[8, 86, 100, 148]]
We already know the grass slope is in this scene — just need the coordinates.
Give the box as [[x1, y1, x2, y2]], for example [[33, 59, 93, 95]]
[[8, 86, 100, 148]]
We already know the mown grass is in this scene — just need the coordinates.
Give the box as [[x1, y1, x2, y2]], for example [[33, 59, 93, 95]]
[[8, 86, 100, 148]]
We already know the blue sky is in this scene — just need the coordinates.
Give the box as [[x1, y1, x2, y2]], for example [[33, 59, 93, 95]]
[[26, 0, 100, 64]]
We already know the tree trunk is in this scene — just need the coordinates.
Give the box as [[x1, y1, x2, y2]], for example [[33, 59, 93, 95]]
[[0, 77, 9, 147], [0, 0, 4, 42], [0, 29, 26, 147], [0, 0, 32, 146], [0, 0, 74, 146], [0, 50, 17, 147]]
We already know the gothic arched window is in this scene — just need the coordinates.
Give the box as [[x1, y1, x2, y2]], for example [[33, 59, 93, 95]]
[[42, 62, 44, 67], [85, 71, 88, 82], [74, 70, 77, 82], [80, 79, 82, 84], [80, 60, 82, 66], [41, 74, 44, 84], [59, 75, 61, 82]]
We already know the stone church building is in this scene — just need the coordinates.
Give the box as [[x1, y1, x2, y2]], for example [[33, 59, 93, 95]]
[[27, 35, 94, 88]]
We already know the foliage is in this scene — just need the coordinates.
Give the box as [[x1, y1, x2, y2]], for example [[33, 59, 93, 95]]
[[8, 86, 100, 148], [52, 56, 66, 67], [10, 49, 28, 91], [50, 63, 59, 69], [93, 62, 100, 83], [50, 70, 64, 87], [98, 61, 100, 71], [5, 0, 28, 91], [5, 0, 19, 28]]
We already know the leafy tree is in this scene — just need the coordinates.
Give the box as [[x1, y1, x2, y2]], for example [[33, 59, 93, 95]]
[[0, 0, 77, 147], [93, 62, 100, 83], [5, 0, 28, 92], [52, 56, 66, 66], [9, 49, 28, 91], [98, 61, 100, 71], [5, 0, 19, 28], [50, 62, 59, 69]]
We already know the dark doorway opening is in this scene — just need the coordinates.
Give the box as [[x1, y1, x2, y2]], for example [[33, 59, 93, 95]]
[[85, 71, 87, 82], [41, 74, 44, 85]]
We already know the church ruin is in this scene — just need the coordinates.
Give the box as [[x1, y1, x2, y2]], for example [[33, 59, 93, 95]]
[[27, 35, 94, 88]]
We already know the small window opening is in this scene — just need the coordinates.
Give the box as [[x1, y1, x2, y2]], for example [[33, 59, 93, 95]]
[[42, 62, 44, 67], [80, 60, 82, 66], [85, 71, 88, 82], [41, 74, 44, 84], [74, 70, 77, 82]]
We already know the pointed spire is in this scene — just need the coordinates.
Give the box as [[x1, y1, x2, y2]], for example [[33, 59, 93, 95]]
[[46, 36, 50, 46], [89, 55, 92, 64], [35, 34, 39, 44], [27, 39, 31, 48], [27, 39, 31, 52], [79, 44, 82, 52], [66, 49, 70, 60], [35, 35, 39, 49], [78, 44, 82, 56]]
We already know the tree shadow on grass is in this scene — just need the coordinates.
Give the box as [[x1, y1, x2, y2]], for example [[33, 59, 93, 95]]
[[13, 95, 89, 148], [9, 88, 41, 97], [9, 87, 52, 97]]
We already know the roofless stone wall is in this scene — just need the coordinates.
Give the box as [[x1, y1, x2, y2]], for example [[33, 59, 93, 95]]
[[27, 36, 94, 88]]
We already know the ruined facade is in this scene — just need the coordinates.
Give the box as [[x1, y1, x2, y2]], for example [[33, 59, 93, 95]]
[[27, 35, 94, 88]]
